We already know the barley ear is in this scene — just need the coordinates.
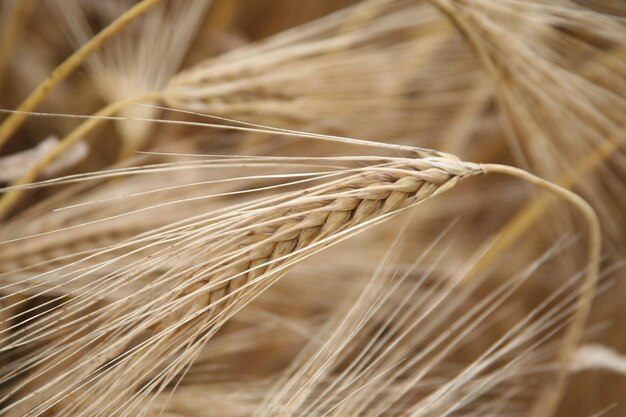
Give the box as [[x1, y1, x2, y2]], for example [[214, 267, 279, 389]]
[[481, 164, 601, 417], [0, 0, 160, 150]]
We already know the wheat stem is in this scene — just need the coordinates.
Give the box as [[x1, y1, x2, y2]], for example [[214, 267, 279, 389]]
[[468, 129, 624, 284], [480, 163, 601, 417]]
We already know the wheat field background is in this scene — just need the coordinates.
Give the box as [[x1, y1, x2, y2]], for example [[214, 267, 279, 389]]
[[0, 0, 624, 416]]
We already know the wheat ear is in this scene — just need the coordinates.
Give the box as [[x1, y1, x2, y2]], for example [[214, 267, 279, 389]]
[[0, 0, 160, 150], [1, 154, 481, 416], [1, 152, 601, 416]]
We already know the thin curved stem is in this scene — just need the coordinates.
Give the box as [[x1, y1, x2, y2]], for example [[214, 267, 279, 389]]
[[480, 163, 601, 417], [0, 0, 161, 151], [468, 130, 624, 282]]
